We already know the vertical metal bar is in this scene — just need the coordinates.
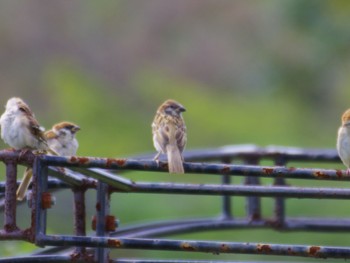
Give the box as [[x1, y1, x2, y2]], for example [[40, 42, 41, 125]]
[[33, 157, 48, 246], [73, 189, 86, 255], [244, 157, 261, 221], [221, 157, 232, 219], [4, 161, 18, 232], [95, 182, 110, 262], [274, 156, 287, 227]]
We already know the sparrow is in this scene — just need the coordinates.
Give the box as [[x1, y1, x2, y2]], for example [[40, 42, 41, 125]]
[[152, 99, 187, 174], [0, 97, 57, 201], [337, 109, 350, 175], [45, 121, 80, 156], [0, 97, 48, 150], [16, 122, 81, 201]]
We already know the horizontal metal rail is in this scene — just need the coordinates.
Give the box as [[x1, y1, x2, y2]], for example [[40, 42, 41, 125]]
[[139, 145, 340, 162], [125, 182, 350, 199], [38, 234, 350, 259], [110, 217, 350, 238], [39, 155, 347, 181], [0, 256, 305, 263]]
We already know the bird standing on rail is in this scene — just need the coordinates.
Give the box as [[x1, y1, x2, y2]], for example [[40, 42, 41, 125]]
[[0, 97, 49, 151], [16, 121, 81, 201], [152, 99, 187, 174], [337, 109, 350, 175], [45, 121, 80, 156], [0, 97, 57, 201]]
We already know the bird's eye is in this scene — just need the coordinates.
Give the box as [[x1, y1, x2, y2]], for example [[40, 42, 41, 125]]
[[19, 107, 26, 112]]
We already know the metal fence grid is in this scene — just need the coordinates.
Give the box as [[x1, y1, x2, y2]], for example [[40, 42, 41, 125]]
[[0, 145, 349, 262]]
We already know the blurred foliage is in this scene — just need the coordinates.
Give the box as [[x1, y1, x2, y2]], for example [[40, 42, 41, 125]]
[[0, 0, 350, 261]]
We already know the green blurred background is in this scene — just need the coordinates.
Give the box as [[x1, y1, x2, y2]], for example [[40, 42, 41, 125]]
[[1, 0, 350, 261]]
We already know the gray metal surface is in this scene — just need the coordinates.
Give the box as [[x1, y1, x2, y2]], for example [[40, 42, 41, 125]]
[[0, 145, 347, 262]]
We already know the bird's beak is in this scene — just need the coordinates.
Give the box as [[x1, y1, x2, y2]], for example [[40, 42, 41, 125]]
[[72, 126, 81, 132], [179, 107, 186, 112]]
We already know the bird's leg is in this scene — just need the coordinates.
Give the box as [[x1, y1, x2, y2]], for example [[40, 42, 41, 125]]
[[153, 152, 161, 166], [32, 149, 48, 155], [18, 148, 32, 159]]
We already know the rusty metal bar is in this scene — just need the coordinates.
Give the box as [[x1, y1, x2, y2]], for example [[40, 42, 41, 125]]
[[273, 156, 287, 226], [3, 161, 18, 232], [71, 167, 131, 191], [39, 234, 350, 259], [72, 188, 86, 255], [38, 155, 348, 181], [126, 182, 350, 199], [33, 157, 48, 246], [112, 260, 306, 263], [95, 182, 110, 262], [138, 145, 340, 162], [244, 157, 261, 221], [220, 157, 232, 219], [48, 167, 90, 187], [0, 255, 87, 262], [110, 217, 350, 239], [0, 255, 303, 263]]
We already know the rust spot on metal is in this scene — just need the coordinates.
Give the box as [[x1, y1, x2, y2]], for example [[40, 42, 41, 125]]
[[288, 167, 296, 171], [106, 215, 116, 231], [250, 212, 261, 221], [4, 223, 19, 232], [160, 162, 169, 170], [263, 168, 274, 175], [70, 252, 81, 261], [69, 156, 78, 163], [309, 246, 321, 256], [106, 158, 126, 168], [41, 192, 53, 209], [181, 242, 196, 251], [220, 243, 229, 252], [313, 171, 329, 179], [69, 156, 90, 165], [96, 202, 101, 211], [336, 170, 343, 178], [91, 215, 116, 231], [107, 239, 122, 247], [91, 216, 97, 231], [257, 244, 272, 253], [221, 166, 230, 174], [287, 247, 297, 255], [265, 218, 283, 229]]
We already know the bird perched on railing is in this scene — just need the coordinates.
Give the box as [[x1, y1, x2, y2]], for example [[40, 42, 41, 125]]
[[0, 97, 49, 151], [337, 109, 350, 175], [0, 97, 58, 200], [152, 99, 187, 174], [16, 121, 81, 201], [45, 122, 80, 156]]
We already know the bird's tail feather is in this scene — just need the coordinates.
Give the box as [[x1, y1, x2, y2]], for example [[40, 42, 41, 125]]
[[16, 167, 33, 201], [166, 144, 184, 174]]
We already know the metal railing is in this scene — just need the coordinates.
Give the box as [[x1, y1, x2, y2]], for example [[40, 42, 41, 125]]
[[0, 145, 349, 262]]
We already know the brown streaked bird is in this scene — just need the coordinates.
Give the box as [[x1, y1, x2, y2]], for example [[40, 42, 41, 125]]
[[337, 109, 350, 175], [0, 97, 48, 150], [17, 122, 81, 201], [45, 121, 80, 156], [152, 99, 187, 174], [0, 97, 58, 201]]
